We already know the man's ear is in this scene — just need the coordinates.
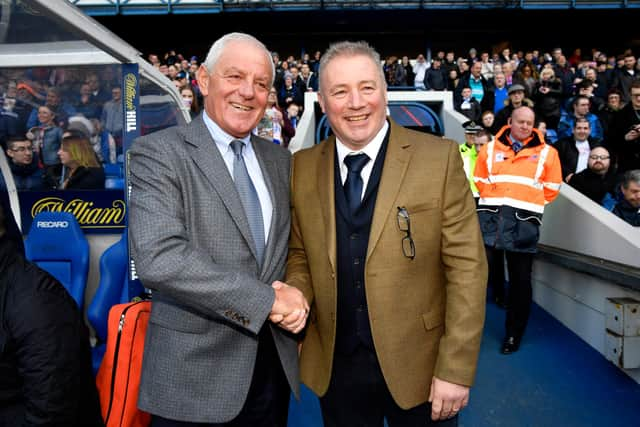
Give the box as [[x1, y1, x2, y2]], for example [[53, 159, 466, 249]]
[[196, 64, 210, 97], [317, 92, 326, 113]]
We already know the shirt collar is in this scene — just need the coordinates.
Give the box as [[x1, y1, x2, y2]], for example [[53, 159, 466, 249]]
[[335, 120, 389, 166], [203, 110, 252, 154]]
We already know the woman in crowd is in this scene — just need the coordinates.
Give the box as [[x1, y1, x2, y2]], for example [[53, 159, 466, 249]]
[[180, 86, 200, 120], [57, 134, 105, 190]]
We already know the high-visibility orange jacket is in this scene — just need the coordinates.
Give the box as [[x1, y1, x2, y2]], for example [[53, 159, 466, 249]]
[[474, 125, 562, 214], [473, 125, 562, 252]]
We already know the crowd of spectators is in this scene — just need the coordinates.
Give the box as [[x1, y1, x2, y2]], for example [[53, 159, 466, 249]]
[[0, 66, 122, 191], [379, 45, 640, 227], [0, 44, 638, 226]]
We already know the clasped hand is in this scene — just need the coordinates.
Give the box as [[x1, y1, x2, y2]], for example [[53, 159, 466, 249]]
[[269, 281, 309, 334]]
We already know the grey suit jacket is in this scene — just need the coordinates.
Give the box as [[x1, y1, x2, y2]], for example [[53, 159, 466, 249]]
[[128, 115, 297, 423]]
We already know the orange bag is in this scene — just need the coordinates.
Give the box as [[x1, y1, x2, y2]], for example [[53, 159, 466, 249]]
[[96, 300, 152, 427]]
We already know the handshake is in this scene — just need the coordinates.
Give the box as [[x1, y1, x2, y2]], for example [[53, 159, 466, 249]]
[[269, 281, 309, 334]]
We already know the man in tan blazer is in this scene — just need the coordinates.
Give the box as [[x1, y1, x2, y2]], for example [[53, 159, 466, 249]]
[[286, 41, 488, 426]]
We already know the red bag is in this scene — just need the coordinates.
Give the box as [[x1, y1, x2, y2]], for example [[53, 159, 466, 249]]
[[96, 300, 152, 427]]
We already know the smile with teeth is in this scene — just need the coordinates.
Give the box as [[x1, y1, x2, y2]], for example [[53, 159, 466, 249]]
[[232, 103, 252, 111], [346, 114, 368, 121]]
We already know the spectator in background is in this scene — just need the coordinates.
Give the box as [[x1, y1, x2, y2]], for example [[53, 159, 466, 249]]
[[299, 63, 318, 92], [100, 86, 124, 152], [493, 84, 533, 134], [180, 86, 200, 120], [479, 51, 494, 81], [83, 71, 110, 106], [89, 118, 117, 165], [424, 57, 447, 91], [455, 86, 482, 122], [598, 88, 624, 136], [28, 105, 63, 183], [533, 67, 563, 131], [612, 169, 640, 226], [401, 55, 414, 87], [286, 102, 300, 131], [455, 60, 494, 113], [257, 87, 294, 147], [611, 52, 639, 103], [609, 81, 640, 175], [278, 75, 303, 108], [413, 54, 429, 90], [73, 82, 102, 120], [481, 110, 496, 135], [447, 68, 460, 91], [57, 134, 105, 190], [0, 93, 22, 149], [513, 61, 539, 98], [567, 146, 617, 205], [557, 95, 604, 143], [491, 72, 509, 115], [1, 135, 43, 191], [554, 117, 600, 182], [536, 119, 558, 144], [26, 87, 76, 129]]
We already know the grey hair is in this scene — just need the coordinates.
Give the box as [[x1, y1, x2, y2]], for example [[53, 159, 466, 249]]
[[318, 41, 386, 94], [622, 169, 640, 189], [203, 32, 275, 87]]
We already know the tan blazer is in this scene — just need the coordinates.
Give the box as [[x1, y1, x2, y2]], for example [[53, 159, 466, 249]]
[[286, 119, 487, 410]]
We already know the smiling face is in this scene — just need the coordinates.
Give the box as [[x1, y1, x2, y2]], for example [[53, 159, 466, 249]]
[[318, 53, 387, 151], [197, 39, 272, 138]]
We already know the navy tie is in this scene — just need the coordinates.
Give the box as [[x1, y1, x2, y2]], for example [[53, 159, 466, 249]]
[[343, 153, 370, 215], [511, 139, 524, 153], [230, 140, 265, 266]]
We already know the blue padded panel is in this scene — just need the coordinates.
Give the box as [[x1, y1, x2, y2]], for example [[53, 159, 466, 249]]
[[36, 261, 71, 288], [87, 230, 128, 343], [103, 163, 123, 178], [24, 212, 89, 310]]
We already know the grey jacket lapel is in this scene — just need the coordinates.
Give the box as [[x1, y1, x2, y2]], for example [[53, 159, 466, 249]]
[[183, 116, 259, 261]]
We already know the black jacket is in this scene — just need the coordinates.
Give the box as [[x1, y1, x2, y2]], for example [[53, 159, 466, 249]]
[[65, 166, 105, 190], [612, 199, 640, 227], [568, 168, 617, 204], [0, 240, 104, 426], [553, 137, 601, 180]]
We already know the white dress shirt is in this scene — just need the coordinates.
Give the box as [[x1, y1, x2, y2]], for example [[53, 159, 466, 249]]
[[203, 112, 273, 243], [575, 140, 590, 174], [335, 120, 389, 201]]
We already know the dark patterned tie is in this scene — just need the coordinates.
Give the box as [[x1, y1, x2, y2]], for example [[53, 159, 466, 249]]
[[230, 140, 265, 266], [343, 153, 370, 215]]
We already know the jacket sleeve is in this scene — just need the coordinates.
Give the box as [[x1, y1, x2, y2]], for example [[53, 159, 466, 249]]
[[473, 143, 490, 197], [285, 153, 314, 306], [434, 140, 488, 386], [542, 145, 563, 204]]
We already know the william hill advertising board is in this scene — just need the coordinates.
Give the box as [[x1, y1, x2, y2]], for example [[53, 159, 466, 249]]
[[20, 190, 126, 234]]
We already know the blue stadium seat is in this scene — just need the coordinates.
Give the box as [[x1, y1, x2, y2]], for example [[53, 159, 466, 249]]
[[105, 177, 125, 190], [103, 163, 123, 178], [24, 211, 90, 311], [315, 101, 444, 144], [87, 230, 129, 374]]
